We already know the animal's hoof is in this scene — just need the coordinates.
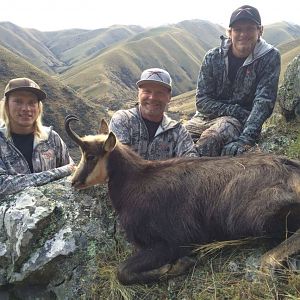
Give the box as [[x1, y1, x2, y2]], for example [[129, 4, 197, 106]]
[[167, 256, 196, 276], [260, 254, 283, 274]]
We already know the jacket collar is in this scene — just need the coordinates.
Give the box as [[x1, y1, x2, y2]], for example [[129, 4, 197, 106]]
[[220, 36, 274, 64], [134, 105, 180, 131], [0, 125, 52, 146]]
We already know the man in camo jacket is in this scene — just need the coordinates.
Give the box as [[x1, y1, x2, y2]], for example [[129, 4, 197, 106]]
[[186, 5, 281, 156], [109, 68, 198, 160], [0, 77, 74, 196]]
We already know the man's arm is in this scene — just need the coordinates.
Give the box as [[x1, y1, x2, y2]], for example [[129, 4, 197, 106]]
[[109, 110, 131, 145], [0, 159, 72, 196], [239, 49, 281, 144], [174, 125, 199, 157]]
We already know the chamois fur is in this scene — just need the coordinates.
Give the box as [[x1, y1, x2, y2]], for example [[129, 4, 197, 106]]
[[65, 115, 300, 285]]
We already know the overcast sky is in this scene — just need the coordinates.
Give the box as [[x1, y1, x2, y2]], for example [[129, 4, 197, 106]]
[[1, 0, 299, 31]]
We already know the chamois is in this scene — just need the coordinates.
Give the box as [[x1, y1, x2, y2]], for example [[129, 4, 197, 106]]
[[65, 114, 300, 285]]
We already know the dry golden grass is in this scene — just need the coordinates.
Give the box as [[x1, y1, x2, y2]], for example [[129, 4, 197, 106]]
[[83, 232, 300, 299]]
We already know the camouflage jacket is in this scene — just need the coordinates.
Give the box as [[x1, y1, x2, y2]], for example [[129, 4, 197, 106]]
[[195, 37, 281, 144], [109, 106, 198, 160], [0, 126, 73, 196]]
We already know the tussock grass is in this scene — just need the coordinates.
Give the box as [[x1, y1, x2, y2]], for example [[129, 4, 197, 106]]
[[193, 237, 264, 257], [85, 234, 300, 299]]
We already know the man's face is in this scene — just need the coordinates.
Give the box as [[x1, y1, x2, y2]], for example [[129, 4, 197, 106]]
[[138, 82, 171, 122], [229, 20, 263, 58], [8, 90, 40, 134]]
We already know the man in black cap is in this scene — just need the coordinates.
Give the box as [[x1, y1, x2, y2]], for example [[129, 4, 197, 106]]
[[186, 5, 281, 156], [0, 77, 74, 196]]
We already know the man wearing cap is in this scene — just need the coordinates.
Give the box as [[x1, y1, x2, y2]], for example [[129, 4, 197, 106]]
[[0, 77, 74, 196], [109, 68, 198, 159], [186, 5, 281, 156]]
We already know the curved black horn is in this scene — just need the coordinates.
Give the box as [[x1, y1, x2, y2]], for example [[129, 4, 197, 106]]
[[65, 114, 84, 148]]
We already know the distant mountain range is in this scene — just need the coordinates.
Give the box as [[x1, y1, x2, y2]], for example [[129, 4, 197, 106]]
[[0, 20, 300, 137]]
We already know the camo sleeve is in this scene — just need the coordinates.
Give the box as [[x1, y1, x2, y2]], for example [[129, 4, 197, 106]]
[[0, 160, 72, 196], [174, 125, 199, 157], [109, 110, 131, 145], [196, 51, 250, 123], [51, 130, 74, 167], [239, 49, 281, 144]]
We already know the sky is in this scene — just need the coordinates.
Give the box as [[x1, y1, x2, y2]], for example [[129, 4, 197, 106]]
[[0, 0, 299, 31]]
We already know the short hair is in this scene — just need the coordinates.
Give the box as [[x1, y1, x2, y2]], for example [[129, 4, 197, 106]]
[[0, 94, 47, 139]]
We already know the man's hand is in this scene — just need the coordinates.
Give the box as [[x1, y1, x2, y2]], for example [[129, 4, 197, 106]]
[[221, 140, 251, 156], [68, 163, 77, 173]]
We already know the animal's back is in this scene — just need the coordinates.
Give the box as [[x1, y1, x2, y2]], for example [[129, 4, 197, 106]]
[[204, 154, 300, 240], [118, 153, 300, 246]]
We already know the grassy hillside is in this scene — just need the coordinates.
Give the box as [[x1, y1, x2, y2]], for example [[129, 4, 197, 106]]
[[0, 45, 107, 144], [40, 25, 145, 72], [278, 38, 300, 82], [60, 22, 223, 109], [263, 22, 300, 46], [176, 19, 226, 50], [0, 22, 63, 74], [169, 90, 196, 120]]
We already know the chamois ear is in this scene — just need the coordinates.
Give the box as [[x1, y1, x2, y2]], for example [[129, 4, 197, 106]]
[[99, 119, 109, 135], [103, 132, 116, 152]]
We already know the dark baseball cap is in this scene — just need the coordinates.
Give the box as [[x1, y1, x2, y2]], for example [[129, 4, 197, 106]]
[[229, 5, 261, 27], [4, 77, 46, 100], [136, 68, 172, 90]]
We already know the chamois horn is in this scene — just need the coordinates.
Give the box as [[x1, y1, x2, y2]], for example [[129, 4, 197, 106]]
[[65, 114, 85, 148]]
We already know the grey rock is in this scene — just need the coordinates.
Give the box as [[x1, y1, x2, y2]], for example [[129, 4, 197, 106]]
[[278, 54, 300, 121], [0, 177, 118, 299]]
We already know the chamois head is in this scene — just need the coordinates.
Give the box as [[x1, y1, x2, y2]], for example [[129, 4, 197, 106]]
[[65, 114, 117, 189]]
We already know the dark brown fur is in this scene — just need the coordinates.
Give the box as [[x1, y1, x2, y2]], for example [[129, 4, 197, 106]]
[[65, 116, 300, 285]]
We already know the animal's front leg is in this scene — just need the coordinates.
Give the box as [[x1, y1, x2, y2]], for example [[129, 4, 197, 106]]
[[261, 228, 300, 272], [117, 245, 193, 285]]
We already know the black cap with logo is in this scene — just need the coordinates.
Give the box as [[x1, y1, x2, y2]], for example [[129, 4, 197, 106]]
[[229, 5, 261, 27]]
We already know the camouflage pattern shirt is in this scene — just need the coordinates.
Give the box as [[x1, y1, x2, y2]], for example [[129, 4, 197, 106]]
[[0, 126, 73, 196], [195, 37, 281, 144], [109, 106, 198, 160]]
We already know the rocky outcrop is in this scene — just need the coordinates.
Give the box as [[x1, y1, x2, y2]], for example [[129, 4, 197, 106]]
[[278, 54, 300, 121], [0, 178, 118, 299]]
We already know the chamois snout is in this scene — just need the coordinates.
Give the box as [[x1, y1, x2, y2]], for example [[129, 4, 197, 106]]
[[71, 176, 85, 189], [70, 162, 88, 189]]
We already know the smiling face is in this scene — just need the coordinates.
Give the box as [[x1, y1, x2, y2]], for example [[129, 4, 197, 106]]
[[228, 20, 263, 58], [138, 82, 171, 122], [7, 90, 40, 134]]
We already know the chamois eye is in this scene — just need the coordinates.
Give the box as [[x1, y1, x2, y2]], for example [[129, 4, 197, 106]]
[[86, 155, 97, 161]]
